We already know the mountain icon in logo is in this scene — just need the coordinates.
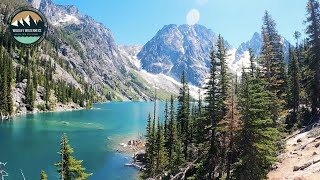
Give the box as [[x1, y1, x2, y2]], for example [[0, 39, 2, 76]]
[[9, 7, 47, 46], [11, 14, 43, 27]]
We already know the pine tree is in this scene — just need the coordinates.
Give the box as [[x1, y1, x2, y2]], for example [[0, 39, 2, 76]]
[[197, 89, 203, 116], [176, 70, 190, 160], [155, 119, 168, 175], [40, 170, 47, 180], [164, 99, 169, 148], [305, 0, 320, 116], [195, 90, 206, 145], [215, 35, 230, 177], [55, 133, 92, 180], [144, 113, 155, 178], [0, 52, 13, 115], [33, 71, 38, 90], [167, 95, 184, 173], [151, 108, 156, 172], [25, 69, 35, 111], [261, 11, 286, 122], [7, 54, 13, 115], [249, 48, 256, 77], [44, 69, 51, 110], [167, 95, 175, 161], [204, 48, 223, 179], [216, 35, 229, 117], [286, 45, 301, 129], [0, 50, 2, 114], [189, 99, 196, 145], [234, 69, 279, 180], [1, 55, 8, 114]]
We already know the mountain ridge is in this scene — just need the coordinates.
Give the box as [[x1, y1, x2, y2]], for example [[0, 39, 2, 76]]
[[28, 0, 291, 93], [27, 0, 172, 101], [235, 32, 291, 63], [138, 23, 231, 86]]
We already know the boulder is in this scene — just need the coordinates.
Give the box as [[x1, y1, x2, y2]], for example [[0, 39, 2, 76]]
[[128, 140, 133, 145], [293, 166, 300, 171]]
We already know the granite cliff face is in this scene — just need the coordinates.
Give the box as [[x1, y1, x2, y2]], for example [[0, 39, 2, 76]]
[[235, 32, 291, 64], [27, 0, 157, 101], [138, 24, 231, 86], [235, 32, 263, 62]]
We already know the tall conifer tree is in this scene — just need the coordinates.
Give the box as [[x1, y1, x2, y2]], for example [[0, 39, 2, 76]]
[[177, 70, 190, 160], [55, 134, 92, 180], [305, 0, 320, 116]]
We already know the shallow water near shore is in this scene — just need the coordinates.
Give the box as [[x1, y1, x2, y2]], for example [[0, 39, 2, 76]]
[[0, 102, 165, 180]]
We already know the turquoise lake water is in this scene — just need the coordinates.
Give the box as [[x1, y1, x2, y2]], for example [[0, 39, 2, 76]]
[[0, 102, 165, 180]]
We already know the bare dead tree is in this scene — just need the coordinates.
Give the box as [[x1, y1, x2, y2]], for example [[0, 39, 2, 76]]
[[153, 84, 157, 123], [20, 169, 25, 180], [0, 162, 9, 180], [61, 136, 64, 180]]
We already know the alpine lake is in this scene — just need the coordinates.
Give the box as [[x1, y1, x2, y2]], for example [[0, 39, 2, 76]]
[[0, 102, 166, 180]]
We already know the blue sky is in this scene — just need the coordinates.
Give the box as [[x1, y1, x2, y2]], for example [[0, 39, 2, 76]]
[[54, 0, 307, 47]]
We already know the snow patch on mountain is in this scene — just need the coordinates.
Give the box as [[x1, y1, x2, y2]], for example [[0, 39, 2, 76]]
[[52, 14, 80, 26], [119, 45, 142, 69], [226, 48, 251, 76], [136, 70, 201, 100], [235, 32, 291, 65]]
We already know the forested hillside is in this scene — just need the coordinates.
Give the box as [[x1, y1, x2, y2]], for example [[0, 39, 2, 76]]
[[142, 0, 320, 179], [0, 0, 182, 117], [0, 0, 96, 117]]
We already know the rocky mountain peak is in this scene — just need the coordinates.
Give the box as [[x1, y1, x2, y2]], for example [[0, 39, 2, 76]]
[[235, 32, 263, 62], [28, 0, 82, 26], [138, 24, 231, 86], [235, 32, 291, 64], [25, 0, 153, 101]]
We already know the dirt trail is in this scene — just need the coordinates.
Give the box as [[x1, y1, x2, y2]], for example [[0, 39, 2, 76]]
[[268, 128, 320, 180]]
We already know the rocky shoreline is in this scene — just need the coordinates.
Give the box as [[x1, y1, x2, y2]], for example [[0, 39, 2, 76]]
[[117, 139, 146, 154], [117, 138, 146, 171], [4, 80, 87, 119], [17, 102, 84, 115], [1, 103, 85, 120]]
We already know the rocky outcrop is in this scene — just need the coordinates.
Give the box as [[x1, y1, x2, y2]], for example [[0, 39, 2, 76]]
[[12, 80, 27, 114], [12, 80, 82, 115]]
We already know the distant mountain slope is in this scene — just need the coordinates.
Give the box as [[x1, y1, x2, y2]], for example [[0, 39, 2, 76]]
[[28, 0, 133, 99], [119, 45, 201, 100], [138, 24, 231, 86], [26, 0, 178, 101], [27, 0, 291, 95], [0, 0, 96, 115], [235, 32, 263, 62], [235, 32, 291, 64]]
